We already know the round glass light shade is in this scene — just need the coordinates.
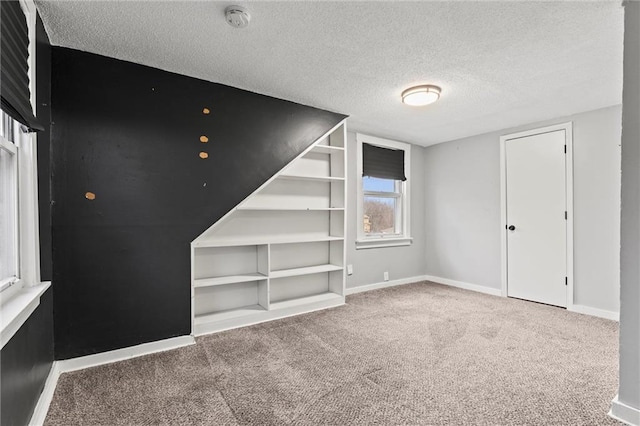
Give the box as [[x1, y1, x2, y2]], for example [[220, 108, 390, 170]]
[[401, 85, 441, 106]]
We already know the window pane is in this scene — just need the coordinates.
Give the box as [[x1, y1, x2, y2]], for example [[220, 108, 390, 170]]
[[0, 146, 17, 281], [363, 176, 396, 192], [364, 196, 398, 234]]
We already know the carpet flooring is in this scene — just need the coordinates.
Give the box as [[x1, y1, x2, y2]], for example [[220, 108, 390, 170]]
[[45, 282, 620, 425]]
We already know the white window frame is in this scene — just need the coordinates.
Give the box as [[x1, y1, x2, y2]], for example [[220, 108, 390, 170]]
[[0, 0, 50, 350], [356, 133, 412, 249], [0, 116, 21, 298]]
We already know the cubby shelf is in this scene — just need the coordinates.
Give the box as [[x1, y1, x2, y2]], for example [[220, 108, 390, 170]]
[[194, 305, 266, 324], [270, 264, 343, 279], [237, 207, 344, 212], [194, 273, 268, 288], [278, 174, 344, 182], [270, 292, 342, 311], [191, 121, 347, 336], [194, 236, 344, 248], [311, 145, 345, 155]]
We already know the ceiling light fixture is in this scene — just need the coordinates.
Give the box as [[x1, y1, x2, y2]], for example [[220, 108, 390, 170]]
[[401, 85, 441, 106]]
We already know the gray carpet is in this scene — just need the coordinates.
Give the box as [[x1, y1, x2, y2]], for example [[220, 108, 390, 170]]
[[45, 282, 620, 425]]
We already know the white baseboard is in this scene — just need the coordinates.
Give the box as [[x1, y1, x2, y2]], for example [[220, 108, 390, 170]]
[[610, 395, 640, 425], [345, 275, 428, 295], [424, 275, 502, 297], [59, 335, 195, 373], [348, 274, 618, 324], [28, 361, 61, 426], [28, 335, 195, 425], [569, 304, 619, 321]]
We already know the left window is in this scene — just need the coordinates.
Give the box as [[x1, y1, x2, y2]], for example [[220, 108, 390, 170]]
[[0, 0, 47, 347], [0, 111, 20, 293]]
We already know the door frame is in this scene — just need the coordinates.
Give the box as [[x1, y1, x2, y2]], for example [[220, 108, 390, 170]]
[[499, 122, 574, 309]]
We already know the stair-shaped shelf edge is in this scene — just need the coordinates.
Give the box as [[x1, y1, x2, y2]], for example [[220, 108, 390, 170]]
[[191, 120, 347, 336]]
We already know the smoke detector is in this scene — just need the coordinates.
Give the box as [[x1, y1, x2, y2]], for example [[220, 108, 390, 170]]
[[225, 6, 251, 29]]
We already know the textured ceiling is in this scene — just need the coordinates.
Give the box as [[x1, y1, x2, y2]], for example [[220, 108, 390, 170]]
[[36, 1, 624, 146]]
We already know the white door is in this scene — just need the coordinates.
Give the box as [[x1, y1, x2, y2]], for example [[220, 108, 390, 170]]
[[505, 130, 567, 307]]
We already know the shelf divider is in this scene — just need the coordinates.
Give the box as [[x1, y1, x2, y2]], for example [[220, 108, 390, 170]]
[[270, 264, 343, 279], [310, 145, 345, 155], [194, 273, 267, 288], [237, 206, 344, 211], [195, 235, 344, 248], [278, 174, 344, 182]]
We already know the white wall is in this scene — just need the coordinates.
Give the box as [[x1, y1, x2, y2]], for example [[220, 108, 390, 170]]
[[423, 105, 622, 315], [617, 0, 640, 417], [422, 131, 501, 289], [346, 132, 426, 289]]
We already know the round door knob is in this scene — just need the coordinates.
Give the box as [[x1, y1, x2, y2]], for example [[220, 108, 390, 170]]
[[508, 225, 516, 231]]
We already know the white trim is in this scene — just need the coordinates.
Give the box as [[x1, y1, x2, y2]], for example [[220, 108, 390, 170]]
[[57, 335, 195, 373], [28, 361, 61, 426], [19, 0, 42, 287], [569, 304, 620, 321], [17, 128, 42, 288], [610, 395, 640, 426], [355, 133, 412, 247], [345, 275, 427, 295], [499, 122, 574, 308], [424, 275, 502, 297], [0, 282, 50, 349], [1, 128, 20, 291], [345, 275, 502, 297], [565, 123, 575, 310], [190, 245, 196, 335], [425, 274, 619, 320], [500, 134, 508, 297], [355, 236, 413, 250]]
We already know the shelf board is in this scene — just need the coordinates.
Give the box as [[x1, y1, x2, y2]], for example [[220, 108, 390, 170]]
[[268, 236, 344, 245], [278, 174, 345, 182], [195, 305, 266, 324], [270, 264, 343, 279], [194, 273, 267, 288], [310, 145, 345, 155], [237, 207, 344, 212], [194, 236, 344, 248], [270, 292, 343, 311]]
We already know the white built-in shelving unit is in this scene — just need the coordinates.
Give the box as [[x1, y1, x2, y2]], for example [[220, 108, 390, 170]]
[[191, 121, 347, 335]]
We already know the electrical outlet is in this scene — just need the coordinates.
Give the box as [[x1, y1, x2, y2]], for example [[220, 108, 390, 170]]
[[347, 265, 353, 276], [383, 271, 389, 281]]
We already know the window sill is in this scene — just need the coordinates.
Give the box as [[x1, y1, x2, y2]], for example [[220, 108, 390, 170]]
[[0, 282, 50, 349], [356, 237, 413, 250]]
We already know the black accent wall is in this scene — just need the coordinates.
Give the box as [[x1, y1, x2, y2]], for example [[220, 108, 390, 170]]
[[0, 289, 54, 426], [0, 14, 55, 426], [51, 47, 346, 359]]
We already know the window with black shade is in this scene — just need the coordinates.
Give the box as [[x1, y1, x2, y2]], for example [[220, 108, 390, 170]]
[[0, 0, 43, 312], [356, 134, 412, 249], [1, 0, 42, 131]]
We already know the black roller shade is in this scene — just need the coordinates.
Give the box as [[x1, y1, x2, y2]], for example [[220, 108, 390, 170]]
[[1, 0, 43, 132], [363, 143, 406, 181]]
